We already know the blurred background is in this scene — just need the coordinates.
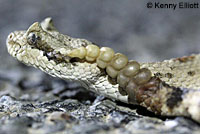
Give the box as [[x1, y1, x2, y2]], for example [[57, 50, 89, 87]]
[[0, 0, 200, 70]]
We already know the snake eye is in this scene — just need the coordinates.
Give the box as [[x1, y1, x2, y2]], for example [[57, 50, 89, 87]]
[[27, 32, 41, 45]]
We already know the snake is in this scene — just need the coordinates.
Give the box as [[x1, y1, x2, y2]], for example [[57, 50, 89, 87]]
[[6, 18, 200, 123]]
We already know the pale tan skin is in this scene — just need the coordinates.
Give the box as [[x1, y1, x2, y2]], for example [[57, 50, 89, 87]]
[[7, 18, 200, 123]]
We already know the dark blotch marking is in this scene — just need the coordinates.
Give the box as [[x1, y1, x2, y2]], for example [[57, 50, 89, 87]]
[[170, 67, 175, 70], [43, 51, 70, 64], [69, 58, 79, 63], [44, 52, 53, 61], [118, 87, 127, 96], [165, 73, 173, 78], [135, 77, 162, 114], [154, 72, 163, 78], [188, 71, 195, 76], [166, 86, 183, 109], [107, 76, 117, 85]]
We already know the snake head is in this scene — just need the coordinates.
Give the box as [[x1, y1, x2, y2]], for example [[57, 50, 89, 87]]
[[7, 19, 93, 67], [6, 21, 79, 67]]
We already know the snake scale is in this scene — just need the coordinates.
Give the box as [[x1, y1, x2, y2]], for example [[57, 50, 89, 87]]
[[6, 18, 200, 123]]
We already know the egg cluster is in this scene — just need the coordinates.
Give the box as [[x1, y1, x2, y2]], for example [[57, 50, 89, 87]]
[[67, 44, 152, 98]]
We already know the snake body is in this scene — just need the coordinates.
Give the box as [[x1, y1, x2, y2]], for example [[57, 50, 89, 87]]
[[6, 18, 200, 123]]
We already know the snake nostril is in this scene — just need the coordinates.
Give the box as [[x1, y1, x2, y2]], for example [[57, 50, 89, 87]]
[[9, 34, 13, 39], [8, 33, 15, 41], [7, 33, 15, 45]]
